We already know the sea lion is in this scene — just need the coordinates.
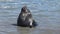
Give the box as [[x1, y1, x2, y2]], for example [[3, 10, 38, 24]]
[[17, 6, 37, 28]]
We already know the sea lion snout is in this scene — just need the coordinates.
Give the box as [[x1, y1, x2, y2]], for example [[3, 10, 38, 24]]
[[21, 6, 29, 13]]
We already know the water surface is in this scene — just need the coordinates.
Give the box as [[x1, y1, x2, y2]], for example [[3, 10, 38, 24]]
[[0, 0, 60, 34]]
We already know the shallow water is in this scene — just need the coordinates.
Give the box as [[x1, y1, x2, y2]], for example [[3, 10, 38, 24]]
[[0, 0, 60, 34]]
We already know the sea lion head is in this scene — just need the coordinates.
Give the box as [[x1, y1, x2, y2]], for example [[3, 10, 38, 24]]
[[21, 6, 30, 13]]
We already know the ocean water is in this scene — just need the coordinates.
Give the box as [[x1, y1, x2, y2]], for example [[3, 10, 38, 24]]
[[0, 0, 60, 34]]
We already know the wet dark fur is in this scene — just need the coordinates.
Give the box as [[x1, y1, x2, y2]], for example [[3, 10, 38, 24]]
[[17, 6, 37, 28]]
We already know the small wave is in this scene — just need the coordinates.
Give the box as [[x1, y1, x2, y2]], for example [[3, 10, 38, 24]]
[[0, 6, 19, 9], [1, 6, 10, 8], [21, 2, 30, 5], [0, 0, 14, 2]]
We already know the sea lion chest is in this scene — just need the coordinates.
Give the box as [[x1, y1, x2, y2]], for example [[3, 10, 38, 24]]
[[21, 12, 31, 21]]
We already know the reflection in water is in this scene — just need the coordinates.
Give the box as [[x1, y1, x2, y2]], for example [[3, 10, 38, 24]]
[[17, 27, 34, 34], [16, 26, 60, 34]]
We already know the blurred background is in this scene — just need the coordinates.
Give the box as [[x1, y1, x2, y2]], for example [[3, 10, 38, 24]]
[[0, 0, 60, 34]]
